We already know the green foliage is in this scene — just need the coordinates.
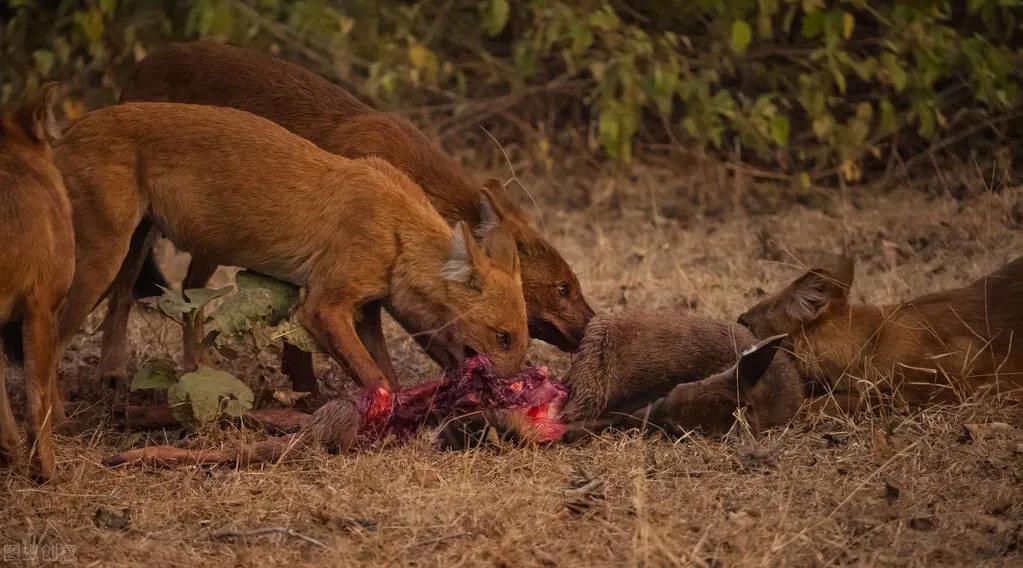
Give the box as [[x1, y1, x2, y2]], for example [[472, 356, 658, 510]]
[[129, 358, 178, 391], [204, 270, 321, 353], [140, 285, 232, 326], [3, 0, 1021, 184], [167, 367, 253, 428], [129, 359, 253, 429], [140, 270, 322, 354]]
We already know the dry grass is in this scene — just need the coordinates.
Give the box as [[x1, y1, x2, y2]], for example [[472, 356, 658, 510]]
[[2, 167, 1022, 566]]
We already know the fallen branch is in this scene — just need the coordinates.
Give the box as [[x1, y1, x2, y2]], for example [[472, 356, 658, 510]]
[[113, 405, 311, 433], [212, 526, 328, 549]]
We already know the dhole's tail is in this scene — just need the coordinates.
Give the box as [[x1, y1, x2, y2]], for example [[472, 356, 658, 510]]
[[133, 249, 168, 299]]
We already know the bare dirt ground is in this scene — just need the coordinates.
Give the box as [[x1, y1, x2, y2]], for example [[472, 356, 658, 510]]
[[2, 164, 1021, 567]]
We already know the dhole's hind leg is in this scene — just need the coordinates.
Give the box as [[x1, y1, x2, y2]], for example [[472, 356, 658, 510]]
[[281, 345, 318, 396], [23, 299, 60, 481], [59, 226, 139, 349], [180, 257, 218, 371], [0, 353, 23, 468], [98, 222, 160, 388]]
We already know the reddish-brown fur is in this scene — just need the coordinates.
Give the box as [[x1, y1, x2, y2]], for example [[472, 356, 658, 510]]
[[559, 311, 803, 435], [0, 84, 74, 481], [118, 41, 593, 386], [738, 256, 1023, 409], [54, 103, 528, 399]]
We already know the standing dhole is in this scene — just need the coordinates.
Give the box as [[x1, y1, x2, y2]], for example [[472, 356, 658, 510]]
[[0, 84, 74, 481], [116, 40, 594, 390], [54, 103, 529, 410], [738, 256, 1023, 410]]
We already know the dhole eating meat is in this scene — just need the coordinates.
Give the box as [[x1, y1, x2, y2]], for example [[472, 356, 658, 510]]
[[53, 102, 529, 408], [738, 256, 1023, 410], [0, 84, 74, 481], [117, 40, 594, 390]]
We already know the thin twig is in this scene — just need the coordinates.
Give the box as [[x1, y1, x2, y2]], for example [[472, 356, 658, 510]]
[[479, 125, 549, 235], [211, 526, 328, 549]]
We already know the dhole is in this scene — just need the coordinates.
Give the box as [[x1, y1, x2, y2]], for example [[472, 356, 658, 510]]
[[738, 256, 1023, 410], [0, 84, 74, 481], [53, 103, 529, 405], [117, 41, 593, 388]]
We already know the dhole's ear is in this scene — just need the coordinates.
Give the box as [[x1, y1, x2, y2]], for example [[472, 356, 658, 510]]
[[482, 226, 520, 278], [786, 260, 854, 323], [442, 221, 486, 290], [18, 82, 62, 144], [475, 185, 508, 241], [734, 334, 787, 391]]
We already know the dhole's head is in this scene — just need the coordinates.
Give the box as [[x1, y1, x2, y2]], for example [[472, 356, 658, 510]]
[[738, 257, 855, 339], [439, 206, 529, 377], [480, 179, 595, 352], [1, 82, 61, 163]]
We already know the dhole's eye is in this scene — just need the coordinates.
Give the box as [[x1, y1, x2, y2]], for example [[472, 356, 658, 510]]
[[496, 331, 511, 350], [557, 283, 570, 298]]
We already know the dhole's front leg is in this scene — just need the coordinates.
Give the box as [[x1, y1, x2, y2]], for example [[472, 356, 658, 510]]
[[301, 301, 388, 389], [0, 354, 22, 468], [299, 289, 392, 417]]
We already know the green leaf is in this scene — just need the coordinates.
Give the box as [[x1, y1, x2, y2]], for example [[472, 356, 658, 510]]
[[730, 20, 752, 54], [207, 272, 298, 337], [140, 285, 189, 324], [32, 49, 54, 76], [167, 367, 253, 428], [830, 62, 846, 93], [183, 286, 233, 310], [769, 114, 790, 146], [842, 12, 855, 39], [260, 319, 323, 353], [235, 271, 299, 322], [878, 99, 897, 136], [99, 0, 117, 16], [880, 52, 907, 92], [481, 0, 510, 37], [801, 11, 824, 39], [130, 358, 178, 392], [73, 8, 105, 45], [208, 288, 277, 339]]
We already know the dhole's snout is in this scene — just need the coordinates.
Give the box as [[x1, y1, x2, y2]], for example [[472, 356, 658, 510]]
[[529, 299, 595, 352]]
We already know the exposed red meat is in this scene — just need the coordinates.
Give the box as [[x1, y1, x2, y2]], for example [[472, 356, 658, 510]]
[[358, 355, 569, 444]]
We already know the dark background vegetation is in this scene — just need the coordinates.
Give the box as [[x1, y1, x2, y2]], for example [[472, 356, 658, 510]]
[[3, 0, 1022, 193]]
